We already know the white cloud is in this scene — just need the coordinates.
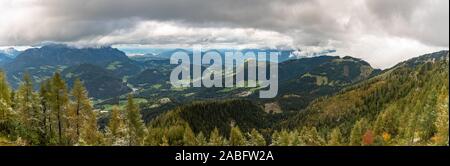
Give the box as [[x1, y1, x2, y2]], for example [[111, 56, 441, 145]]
[[0, 0, 448, 68], [66, 21, 295, 49], [330, 34, 448, 69]]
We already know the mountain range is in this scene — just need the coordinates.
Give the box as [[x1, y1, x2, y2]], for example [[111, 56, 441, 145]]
[[0, 44, 378, 103], [150, 50, 449, 145], [0, 43, 447, 146]]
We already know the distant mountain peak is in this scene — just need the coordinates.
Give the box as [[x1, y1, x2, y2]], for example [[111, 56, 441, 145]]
[[391, 50, 449, 69], [0, 47, 22, 58], [40, 43, 117, 51], [2, 44, 142, 88]]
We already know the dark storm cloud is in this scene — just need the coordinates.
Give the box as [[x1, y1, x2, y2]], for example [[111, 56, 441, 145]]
[[1, 0, 448, 46], [0, 0, 448, 68], [37, 0, 345, 45]]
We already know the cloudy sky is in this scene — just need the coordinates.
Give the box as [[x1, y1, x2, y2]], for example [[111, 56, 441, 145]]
[[0, 0, 448, 68]]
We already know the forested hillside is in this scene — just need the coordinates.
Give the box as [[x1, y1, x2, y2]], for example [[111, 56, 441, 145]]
[[279, 51, 449, 145], [0, 51, 448, 146], [150, 100, 270, 137], [0, 70, 266, 145]]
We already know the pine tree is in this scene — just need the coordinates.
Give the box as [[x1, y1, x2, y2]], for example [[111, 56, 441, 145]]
[[195, 132, 207, 146], [160, 135, 169, 146], [328, 127, 343, 146], [405, 111, 419, 145], [270, 131, 280, 146], [145, 127, 164, 146], [349, 118, 368, 146], [0, 70, 15, 137], [229, 125, 246, 146], [166, 125, 184, 146], [16, 73, 33, 134], [50, 72, 69, 145], [248, 129, 266, 146], [68, 78, 92, 144], [107, 106, 125, 145], [31, 91, 43, 143], [208, 127, 225, 146], [38, 80, 52, 144], [290, 130, 303, 146], [9, 90, 16, 110], [373, 107, 398, 136], [125, 94, 146, 146], [271, 130, 293, 146], [0, 70, 10, 108], [182, 125, 196, 146], [79, 109, 102, 145], [16, 72, 41, 144], [300, 127, 325, 146], [434, 92, 449, 145]]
